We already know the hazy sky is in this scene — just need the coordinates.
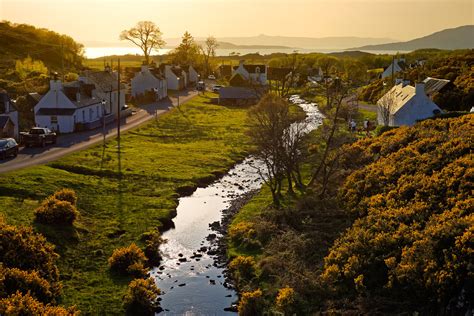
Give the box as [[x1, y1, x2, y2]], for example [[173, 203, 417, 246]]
[[1, 0, 473, 43]]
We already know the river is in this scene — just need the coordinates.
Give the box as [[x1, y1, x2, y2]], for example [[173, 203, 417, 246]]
[[151, 95, 323, 315]]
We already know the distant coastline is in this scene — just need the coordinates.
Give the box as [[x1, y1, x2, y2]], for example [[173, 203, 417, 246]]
[[84, 46, 411, 59]]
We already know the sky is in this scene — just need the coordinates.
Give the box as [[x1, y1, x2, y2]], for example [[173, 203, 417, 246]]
[[1, 0, 473, 44]]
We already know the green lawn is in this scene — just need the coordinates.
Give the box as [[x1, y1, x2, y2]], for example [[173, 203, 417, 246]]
[[0, 94, 252, 314]]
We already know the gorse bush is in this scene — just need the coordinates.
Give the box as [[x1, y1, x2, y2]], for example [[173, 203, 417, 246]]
[[0, 292, 78, 315], [275, 286, 296, 314], [238, 289, 264, 316], [34, 197, 79, 225], [322, 114, 474, 308], [52, 189, 78, 206], [123, 278, 161, 316], [142, 230, 164, 267], [0, 221, 60, 290], [229, 256, 256, 282], [0, 265, 55, 303], [108, 243, 148, 277], [228, 221, 261, 250]]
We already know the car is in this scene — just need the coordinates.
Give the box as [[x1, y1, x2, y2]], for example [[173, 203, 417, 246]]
[[196, 81, 205, 91], [208, 75, 216, 80], [0, 138, 19, 159], [212, 85, 223, 92], [20, 127, 57, 147]]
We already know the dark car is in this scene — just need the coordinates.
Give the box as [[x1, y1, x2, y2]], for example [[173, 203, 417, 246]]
[[0, 138, 19, 159], [20, 127, 57, 147]]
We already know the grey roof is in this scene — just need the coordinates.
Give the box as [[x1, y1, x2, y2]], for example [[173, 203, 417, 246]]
[[219, 87, 258, 99], [0, 115, 13, 128], [233, 64, 266, 74], [84, 71, 121, 92], [423, 77, 450, 95], [36, 108, 76, 116], [28, 92, 42, 103]]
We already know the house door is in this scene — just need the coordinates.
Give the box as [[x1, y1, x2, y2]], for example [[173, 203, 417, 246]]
[[50, 116, 59, 132]]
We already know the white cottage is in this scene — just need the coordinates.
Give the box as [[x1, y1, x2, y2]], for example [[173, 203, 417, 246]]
[[35, 79, 105, 133], [231, 60, 267, 85], [0, 90, 19, 139], [187, 65, 200, 84], [162, 65, 187, 90], [381, 58, 407, 79], [131, 65, 168, 100], [377, 83, 442, 126], [79, 68, 125, 118]]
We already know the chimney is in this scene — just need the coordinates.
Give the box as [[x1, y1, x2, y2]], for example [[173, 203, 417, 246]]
[[76, 92, 81, 102], [415, 83, 425, 96], [50, 79, 62, 91], [141, 65, 149, 72], [239, 60, 245, 67]]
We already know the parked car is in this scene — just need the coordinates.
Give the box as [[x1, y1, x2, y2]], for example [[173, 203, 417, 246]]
[[0, 138, 19, 159], [20, 127, 57, 147], [208, 75, 216, 80], [197, 81, 205, 91], [212, 85, 223, 92]]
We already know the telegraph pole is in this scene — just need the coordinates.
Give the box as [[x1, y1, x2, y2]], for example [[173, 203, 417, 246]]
[[117, 58, 121, 149]]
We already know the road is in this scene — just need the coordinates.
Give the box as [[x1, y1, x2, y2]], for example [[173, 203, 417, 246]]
[[0, 90, 198, 174]]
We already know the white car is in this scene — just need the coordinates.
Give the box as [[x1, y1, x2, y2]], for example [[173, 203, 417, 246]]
[[208, 75, 216, 80]]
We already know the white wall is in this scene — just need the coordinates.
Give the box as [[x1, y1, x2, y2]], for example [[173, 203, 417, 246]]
[[381, 60, 403, 79], [188, 66, 199, 83], [131, 67, 167, 100]]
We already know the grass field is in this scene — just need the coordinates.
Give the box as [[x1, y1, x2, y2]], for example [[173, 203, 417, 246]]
[[0, 93, 253, 314]]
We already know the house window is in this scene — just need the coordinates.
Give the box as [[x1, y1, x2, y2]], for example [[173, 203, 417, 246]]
[[255, 67, 260, 73], [50, 116, 58, 124], [96, 106, 100, 118], [82, 110, 85, 122], [89, 109, 93, 121]]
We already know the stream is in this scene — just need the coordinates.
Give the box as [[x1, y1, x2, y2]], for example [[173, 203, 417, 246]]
[[151, 95, 323, 315]]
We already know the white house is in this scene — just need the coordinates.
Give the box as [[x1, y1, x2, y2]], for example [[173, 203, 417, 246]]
[[381, 58, 407, 79], [35, 79, 106, 133], [231, 60, 267, 85], [131, 65, 168, 101], [377, 82, 442, 126], [187, 65, 199, 84], [78, 68, 125, 118], [163, 65, 187, 90], [0, 90, 19, 139]]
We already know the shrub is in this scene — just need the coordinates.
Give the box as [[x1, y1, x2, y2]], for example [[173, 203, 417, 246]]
[[229, 256, 256, 287], [108, 243, 148, 277], [52, 189, 78, 206], [0, 222, 60, 288], [374, 124, 397, 136], [238, 289, 264, 316], [123, 278, 161, 316], [228, 221, 261, 250], [0, 265, 56, 303], [34, 198, 79, 225], [142, 230, 164, 267], [0, 292, 78, 315], [275, 286, 296, 314]]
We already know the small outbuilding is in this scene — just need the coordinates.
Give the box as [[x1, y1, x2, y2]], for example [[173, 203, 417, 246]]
[[218, 87, 259, 106]]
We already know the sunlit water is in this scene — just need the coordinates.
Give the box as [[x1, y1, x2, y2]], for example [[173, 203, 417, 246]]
[[152, 96, 323, 315]]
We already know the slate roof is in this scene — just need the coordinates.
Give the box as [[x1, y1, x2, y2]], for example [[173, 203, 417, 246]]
[[233, 64, 266, 74], [84, 71, 121, 92], [36, 108, 77, 116], [63, 82, 101, 108], [423, 77, 451, 95], [28, 92, 42, 104], [219, 65, 232, 77], [150, 68, 166, 80], [267, 67, 292, 80], [219, 87, 258, 99]]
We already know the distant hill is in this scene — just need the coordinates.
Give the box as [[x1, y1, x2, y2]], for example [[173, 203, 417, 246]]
[[0, 21, 84, 72], [165, 34, 395, 49], [352, 25, 474, 51], [196, 40, 295, 50]]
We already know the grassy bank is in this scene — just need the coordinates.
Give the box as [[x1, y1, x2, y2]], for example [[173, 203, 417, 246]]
[[0, 93, 252, 314]]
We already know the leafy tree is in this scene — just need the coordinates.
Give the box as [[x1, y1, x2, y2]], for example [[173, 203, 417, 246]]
[[120, 21, 165, 65], [170, 31, 201, 68]]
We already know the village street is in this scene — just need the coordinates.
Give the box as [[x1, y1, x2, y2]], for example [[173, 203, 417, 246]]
[[0, 90, 198, 174]]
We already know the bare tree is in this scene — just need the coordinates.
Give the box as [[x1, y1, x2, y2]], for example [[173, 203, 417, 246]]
[[120, 21, 165, 65], [248, 95, 291, 206], [269, 52, 301, 98], [201, 36, 219, 76], [308, 78, 354, 196], [377, 88, 397, 126]]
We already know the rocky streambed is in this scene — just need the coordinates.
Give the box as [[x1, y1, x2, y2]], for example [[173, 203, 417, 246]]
[[151, 96, 323, 315]]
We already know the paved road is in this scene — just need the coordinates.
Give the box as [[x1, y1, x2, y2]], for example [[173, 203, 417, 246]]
[[0, 90, 198, 174]]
